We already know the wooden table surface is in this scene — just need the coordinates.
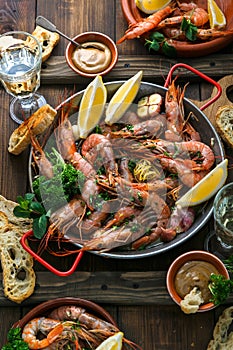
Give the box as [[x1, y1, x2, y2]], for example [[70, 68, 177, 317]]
[[1, 1, 233, 349]]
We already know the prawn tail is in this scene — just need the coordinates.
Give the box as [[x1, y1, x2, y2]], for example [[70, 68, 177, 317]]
[[117, 35, 127, 44]]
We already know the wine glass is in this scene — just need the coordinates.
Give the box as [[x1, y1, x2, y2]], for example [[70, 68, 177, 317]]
[[204, 182, 233, 260], [0, 31, 46, 124]]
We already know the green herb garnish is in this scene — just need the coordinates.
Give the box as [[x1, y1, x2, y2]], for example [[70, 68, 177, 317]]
[[209, 273, 233, 305], [14, 148, 86, 239], [2, 327, 29, 349], [180, 17, 198, 41], [13, 193, 49, 239], [145, 32, 177, 57]]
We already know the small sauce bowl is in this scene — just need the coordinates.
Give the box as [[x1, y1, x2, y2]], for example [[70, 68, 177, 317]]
[[65, 31, 118, 78], [166, 250, 229, 312]]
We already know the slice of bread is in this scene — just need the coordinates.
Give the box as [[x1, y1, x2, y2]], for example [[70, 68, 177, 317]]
[[0, 196, 35, 303], [216, 105, 233, 147], [30, 25, 60, 62], [0, 227, 35, 303], [8, 103, 57, 155], [207, 306, 233, 349]]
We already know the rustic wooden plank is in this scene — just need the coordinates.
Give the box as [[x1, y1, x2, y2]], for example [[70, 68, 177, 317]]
[[40, 54, 233, 85], [0, 306, 21, 347], [37, 0, 116, 55], [1, 270, 233, 307], [0, 271, 169, 306], [0, 0, 36, 33]]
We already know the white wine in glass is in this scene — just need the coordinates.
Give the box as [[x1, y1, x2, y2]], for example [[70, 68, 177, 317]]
[[0, 31, 46, 124]]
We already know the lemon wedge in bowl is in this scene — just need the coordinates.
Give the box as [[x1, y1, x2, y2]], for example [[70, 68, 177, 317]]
[[207, 0, 226, 29], [105, 70, 143, 125], [95, 332, 124, 350], [175, 159, 228, 207], [78, 75, 107, 139], [135, 0, 171, 14]]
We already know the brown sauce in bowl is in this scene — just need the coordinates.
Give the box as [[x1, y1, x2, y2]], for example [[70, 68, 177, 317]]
[[174, 260, 219, 303], [72, 42, 111, 74]]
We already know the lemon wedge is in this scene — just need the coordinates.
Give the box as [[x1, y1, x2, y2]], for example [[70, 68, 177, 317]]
[[207, 0, 226, 29], [78, 75, 107, 138], [175, 159, 228, 207], [105, 70, 143, 126], [135, 0, 171, 14], [95, 332, 124, 350]]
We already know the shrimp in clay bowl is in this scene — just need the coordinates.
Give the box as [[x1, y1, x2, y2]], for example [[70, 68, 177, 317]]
[[119, 0, 233, 57], [17, 63, 225, 270], [3, 297, 142, 349]]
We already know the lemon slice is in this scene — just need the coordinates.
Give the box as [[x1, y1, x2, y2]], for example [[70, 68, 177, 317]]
[[175, 159, 228, 207], [105, 70, 143, 126], [96, 332, 124, 350], [207, 0, 226, 29], [78, 75, 107, 138], [135, 0, 171, 14]]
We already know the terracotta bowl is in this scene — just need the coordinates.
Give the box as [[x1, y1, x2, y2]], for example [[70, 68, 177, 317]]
[[166, 250, 230, 312], [65, 31, 118, 78], [13, 297, 117, 329], [120, 0, 233, 57]]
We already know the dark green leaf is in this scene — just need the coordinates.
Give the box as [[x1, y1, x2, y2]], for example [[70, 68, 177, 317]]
[[150, 31, 165, 42], [13, 206, 31, 218], [180, 17, 198, 41], [24, 193, 35, 202], [181, 17, 189, 31], [186, 24, 197, 41], [162, 41, 177, 57], [33, 215, 48, 239], [30, 201, 46, 215]]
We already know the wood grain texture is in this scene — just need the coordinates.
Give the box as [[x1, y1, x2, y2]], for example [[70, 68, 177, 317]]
[[1, 1, 233, 349], [40, 54, 233, 85]]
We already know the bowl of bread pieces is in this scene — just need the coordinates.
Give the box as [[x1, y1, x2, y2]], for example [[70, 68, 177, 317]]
[[166, 250, 230, 313]]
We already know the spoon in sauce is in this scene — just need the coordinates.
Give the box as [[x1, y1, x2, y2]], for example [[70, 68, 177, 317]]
[[35, 16, 104, 51]]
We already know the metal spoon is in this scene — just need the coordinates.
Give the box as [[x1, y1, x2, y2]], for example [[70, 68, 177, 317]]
[[35, 15, 103, 50]]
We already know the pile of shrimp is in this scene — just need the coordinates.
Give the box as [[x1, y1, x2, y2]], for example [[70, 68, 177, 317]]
[[117, 1, 233, 45], [21, 305, 141, 349], [32, 78, 216, 254]]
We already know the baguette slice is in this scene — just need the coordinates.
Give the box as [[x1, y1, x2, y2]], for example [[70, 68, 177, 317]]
[[30, 25, 60, 62], [0, 227, 35, 303], [8, 104, 57, 155], [0, 195, 34, 303], [216, 105, 233, 147], [207, 306, 233, 349]]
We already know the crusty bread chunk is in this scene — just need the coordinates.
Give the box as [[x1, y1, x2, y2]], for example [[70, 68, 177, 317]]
[[0, 196, 35, 303], [30, 25, 60, 62], [216, 105, 233, 147], [180, 287, 204, 314], [8, 104, 57, 155], [207, 306, 233, 349]]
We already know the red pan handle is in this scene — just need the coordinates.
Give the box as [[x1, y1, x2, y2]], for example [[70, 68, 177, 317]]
[[164, 63, 222, 111], [20, 229, 84, 277]]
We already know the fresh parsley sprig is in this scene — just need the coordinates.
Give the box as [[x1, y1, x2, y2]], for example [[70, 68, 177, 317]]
[[208, 273, 233, 305], [2, 327, 29, 349], [13, 193, 49, 239], [180, 17, 198, 41], [145, 32, 177, 57]]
